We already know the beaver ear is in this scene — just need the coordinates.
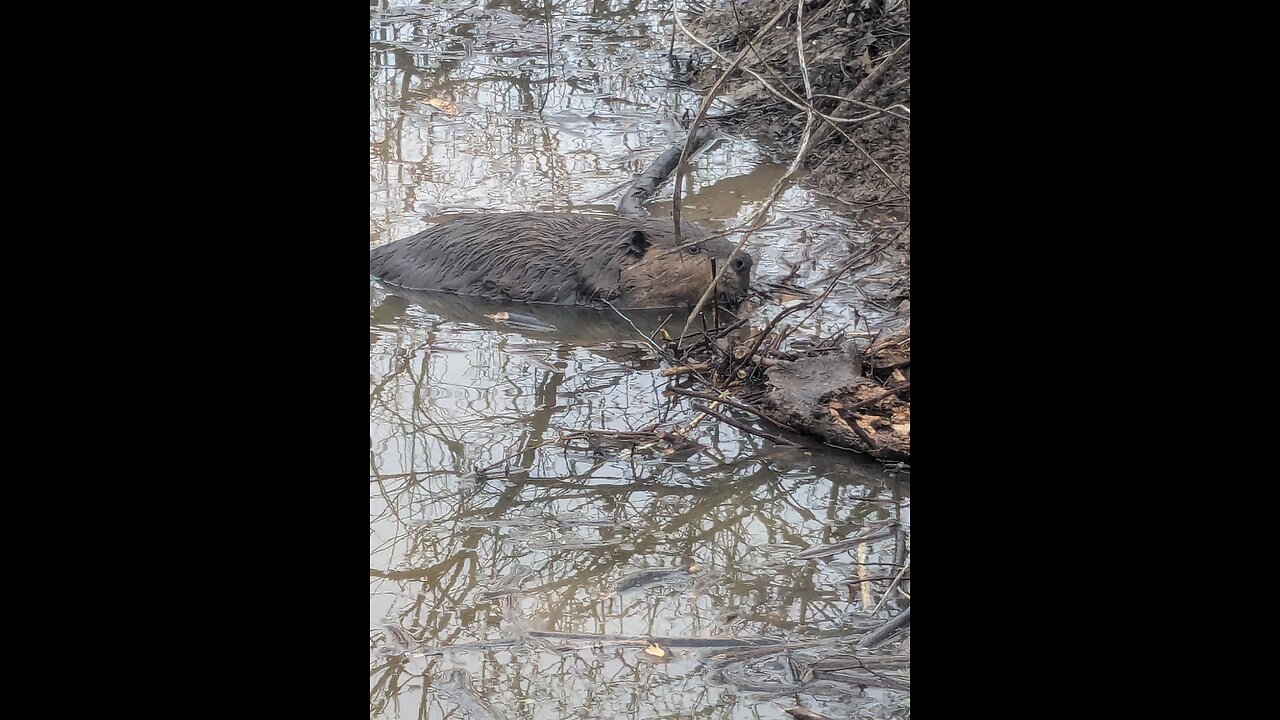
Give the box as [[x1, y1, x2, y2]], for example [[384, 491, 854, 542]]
[[624, 230, 651, 256]]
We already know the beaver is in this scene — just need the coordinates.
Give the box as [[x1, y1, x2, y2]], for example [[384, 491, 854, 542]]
[[369, 212, 753, 309]]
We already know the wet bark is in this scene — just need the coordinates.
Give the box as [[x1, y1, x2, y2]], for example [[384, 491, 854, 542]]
[[616, 125, 719, 217]]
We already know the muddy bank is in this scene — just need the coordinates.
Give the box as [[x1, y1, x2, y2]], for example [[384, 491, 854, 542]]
[[686, 0, 911, 205]]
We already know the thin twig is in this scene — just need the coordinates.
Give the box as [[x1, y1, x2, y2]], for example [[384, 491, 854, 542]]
[[671, 1, 792, 241], [795, 527, 897, 560], [691, 402, 799, 446], [813, 38, 911, 148], [841, 382, 910, 413], [733, 234, 892, 378], [678, 112, 819, 347], [665, 386, 763, 415], [602, 299, 670, 358], [865, 560, 910, 617], [676, 13, 910, 199]]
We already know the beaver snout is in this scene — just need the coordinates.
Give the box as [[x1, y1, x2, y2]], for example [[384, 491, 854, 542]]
[[726, 252, 753, 292], [716, 250, 753, 303]]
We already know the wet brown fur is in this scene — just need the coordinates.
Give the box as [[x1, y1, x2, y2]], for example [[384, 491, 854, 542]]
[[369, 212, 753, 309]]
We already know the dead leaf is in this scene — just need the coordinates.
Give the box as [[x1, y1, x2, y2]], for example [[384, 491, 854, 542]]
[[425, 97, 460, 116], [644, 643, 667, 657], [485, 312, 510, 321], [828, 404, 855, 433]]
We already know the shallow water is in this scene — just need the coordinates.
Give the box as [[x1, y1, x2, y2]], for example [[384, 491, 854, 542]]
[[370, 2, 910, 718]]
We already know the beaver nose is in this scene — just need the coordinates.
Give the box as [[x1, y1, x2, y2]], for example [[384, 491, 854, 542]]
[[731, 254, 753, 273]]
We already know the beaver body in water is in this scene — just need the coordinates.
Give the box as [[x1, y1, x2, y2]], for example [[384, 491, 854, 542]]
[[369, 212, 753, 309]]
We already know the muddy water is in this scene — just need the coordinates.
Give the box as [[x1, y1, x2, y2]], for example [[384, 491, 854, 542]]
[[371, 2, 909, 718]]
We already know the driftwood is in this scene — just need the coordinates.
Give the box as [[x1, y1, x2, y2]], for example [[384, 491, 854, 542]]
[[858, 607, 911, 649], [758, 351, 910, 461], [712, 659, 908, 696], [651, 323, 911, 461], [616, 124, 720, 217], [399, 630, 785, 657], [794, 526, 897, 560], [528, 630, 781, 647], [809, 669, 910, 692], [809, 655, 911, 671]]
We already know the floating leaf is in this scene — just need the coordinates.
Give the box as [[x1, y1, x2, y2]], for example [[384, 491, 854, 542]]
[[483, 312, 557, 331], [381, 623, 414, 653], [425, 97, 460, 116]]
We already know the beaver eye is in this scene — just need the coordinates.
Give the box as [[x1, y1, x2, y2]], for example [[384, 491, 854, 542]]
[[686, 245, 702, 255]]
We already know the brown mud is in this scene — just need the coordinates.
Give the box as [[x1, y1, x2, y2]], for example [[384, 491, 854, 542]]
[[687, 0, 911, 205]]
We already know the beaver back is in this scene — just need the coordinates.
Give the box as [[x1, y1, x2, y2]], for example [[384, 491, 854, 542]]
[[370, 212, 739, 308]]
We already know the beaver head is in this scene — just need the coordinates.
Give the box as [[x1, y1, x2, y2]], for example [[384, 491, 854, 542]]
[[603, 218, 753, 309]]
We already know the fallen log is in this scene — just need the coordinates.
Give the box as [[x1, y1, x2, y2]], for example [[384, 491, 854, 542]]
[[617, 125, 720, 217]]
